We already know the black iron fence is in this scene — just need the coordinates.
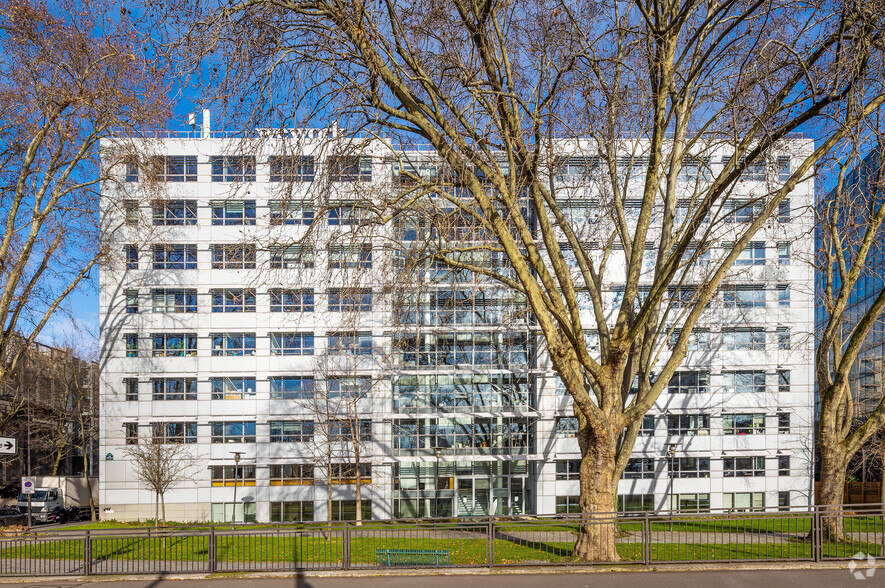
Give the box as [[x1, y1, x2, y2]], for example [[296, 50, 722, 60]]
[[0, 504, 882, 576]]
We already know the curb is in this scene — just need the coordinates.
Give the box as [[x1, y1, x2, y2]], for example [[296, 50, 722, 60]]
[[0, 560, 877, 583]]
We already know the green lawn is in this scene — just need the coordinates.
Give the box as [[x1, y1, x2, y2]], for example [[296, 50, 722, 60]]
[[1, 531, 880, 565]]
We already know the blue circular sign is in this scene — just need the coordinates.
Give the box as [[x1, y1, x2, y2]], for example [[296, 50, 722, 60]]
[[23, 480, 32, 488]]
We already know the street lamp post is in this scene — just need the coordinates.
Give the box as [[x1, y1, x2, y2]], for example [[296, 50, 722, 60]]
[[230, 452, 243, 530]]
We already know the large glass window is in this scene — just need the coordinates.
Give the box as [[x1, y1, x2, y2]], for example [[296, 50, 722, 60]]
[[270, 332, 314, 356], [671, 457, 710, 478], [394, 331, 530, 367], [555, 460, 581, 480], [723, 456, 765, 477], [667, 371, 709, 394], [152, 288, 197, 313], [152, 200, 197, 225], [723, 285, 765, 308], [270, 501, 314, 522], [150, 155, 197, 182], [153, 244, 197, 269], [269, 155, 315, 182], [270, 288, 314, 312], [210, 155, 256, 182], [329, 464, 372, 485], [151, 333, 197, 357], [722, 327, 765, 350], [151, 421, 197, 443], [666, 414, 710, 436], [728, 241, 765, 265], [269, 376, 315, 399], [621, 458, 655, 479], [211, 200, 256, 225], [618, 494, 653, 512], [269, 464, 314, 486], [210, 333, 256, 356], [330, 500, 372, 521], [210, 377, 256, 400], [210, 465, 256, 486], [151, 378, 197, 401], [393, 417, 532, 455], [723, 492, 765, 512], [269, 200, 314, 225], [210, 244, 256, 269], [328, 288, 372, 312], [393, 373, 531, 412], [328, 244, 372, 269], [723, 413, 766, 435], [211, 502, 256, 524], [210, 421, 256, 443], [268, 420, 313, 442], [326, 155, 372, 182], [124, 333, 138, 357], [327, 331, 372, 355], [723, 371, 766, 395], [211, 289, 256, 313], [328, 376, 371, 398], [269, 245, 314, 268], [670, 493, 710, 512]]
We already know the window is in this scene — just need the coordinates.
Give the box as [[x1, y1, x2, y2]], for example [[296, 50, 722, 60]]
[[211, 289, 256, 313], [618, 494, 653, 512], [270, 332, 314, 356], [210, 333, 256, 356], [152, 288, 197, 313], [327, 331, 372, 355], [778, 284, 790, 307], [556, 460, 581, 480], [327, 155, 372, 182], [124, 200, 139, 225], [328, 376, 372, 398], [268, 420, 313, 442], [124, 333, 138, 357], [211, 200, 256, 225], [722, 413, 766, 435], [270, 288, 314, 312], [124, 244, 138, 269], [328, 244, 372, 269], [723, 492, 765, 512], [667, 329, 710, 351], [152, 421, 198, 444], [125, 289, 138, 313], [723, 456, 765, 477], [672, 457, 710, 478], [777, 156, 791, 182], [722, 328, 765, 351], [211, 244, 255, 269], [777, 241, 791, 264], [269, 155, 315, 182], [555, 417, 578, 438], [330, 500, 372, 521], [211, 421, 256, 443], [269, 245, 314, 268], [778, 199, 791, 222], [153, 244, 197, 269], [270, 501, 314, 522], [151, 333, 197, 357], [778, 491, 791, 511], [123, 378, 138, 401], [329, 420, 372, 443], [210, 377, 256, 400], [778, 370, 790, 393], [723, 371, 766, 395], [777, 326, 791, 350], [723, 285, 765, 308], [210, 155, 256, 182], [639, 415, 655, 436], [724, 199, 763, 223], [124, 423, 138, 445], [125, 161, 138, 182], [152, 378, 197, 401], [670, 493, 710, 512], [555, 495, 581, 514], [269, 200, 314, 225], [151, 155, 197, 182], [729, 241, 765, 265], [622, 458, 655, 479], [210, 465, 256, 487], [668, 371, 710, 394], [329, 464, 372, 486], [328, 203, 368, 225], [152, 200, 197, 225], [269, 376, 314, 399], [778, 455, 790, 476], [211, 502, 256, 524], [778, 412, 791, 434], [666, 414, 710, 436], [328, 288, 372, 312], [269, 464, 314, 486]]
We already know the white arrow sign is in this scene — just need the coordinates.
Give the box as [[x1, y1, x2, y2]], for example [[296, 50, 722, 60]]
[[0, 437, 16, 455]]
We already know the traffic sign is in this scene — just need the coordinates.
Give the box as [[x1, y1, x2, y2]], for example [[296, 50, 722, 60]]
[[21, 477, 35, 495], [0, 437, 16, 455]]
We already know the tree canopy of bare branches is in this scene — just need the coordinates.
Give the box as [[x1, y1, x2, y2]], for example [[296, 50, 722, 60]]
[[163, 0, 885, 560]]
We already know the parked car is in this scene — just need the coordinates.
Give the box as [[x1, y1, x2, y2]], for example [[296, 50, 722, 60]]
[[0, 507, 20, 516], [46, 506, 80, 524]]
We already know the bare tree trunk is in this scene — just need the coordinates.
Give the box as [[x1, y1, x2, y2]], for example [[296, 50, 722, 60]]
[[160, 493, 166, 528], [573, 426, 620, 561], [816, 443, 847, 542], [354, 444, 362, 527], [83, 457, 96, 521]]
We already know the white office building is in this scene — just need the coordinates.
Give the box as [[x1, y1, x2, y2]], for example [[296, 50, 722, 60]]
[[99, 121, 815, 522]]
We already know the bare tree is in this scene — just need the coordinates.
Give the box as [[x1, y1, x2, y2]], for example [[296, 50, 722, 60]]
[[124, 439, 198, 528], [817, 141, 885, 538], [0, 0, 170, 425], [168, 0, 885, 559]]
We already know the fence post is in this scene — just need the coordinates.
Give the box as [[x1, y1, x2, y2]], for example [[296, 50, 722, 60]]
[[83, 530, 91, 577], [643, 512, 651, 566], [208, 527, 217, 573], [342, 522, 351, 570], [813, 508, 822, 562], [487, 518, 494, 568]]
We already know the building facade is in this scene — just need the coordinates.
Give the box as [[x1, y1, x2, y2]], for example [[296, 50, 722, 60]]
[[99, 124, 815, 522]]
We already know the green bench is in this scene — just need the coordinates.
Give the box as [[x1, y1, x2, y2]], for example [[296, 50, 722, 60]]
[[375, 548, 451, 566]]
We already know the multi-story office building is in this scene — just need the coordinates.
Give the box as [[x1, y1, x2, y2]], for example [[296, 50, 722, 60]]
[[99, 120, 815, 522]]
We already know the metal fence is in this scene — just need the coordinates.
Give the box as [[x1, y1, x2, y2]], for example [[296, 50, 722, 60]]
[[0, 504, 882, 576]]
